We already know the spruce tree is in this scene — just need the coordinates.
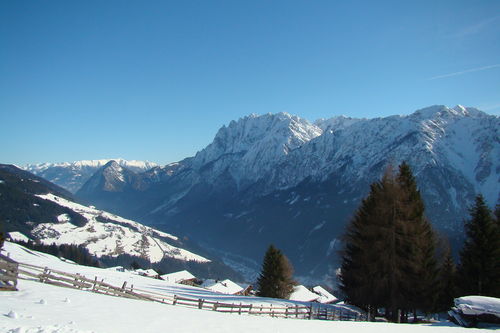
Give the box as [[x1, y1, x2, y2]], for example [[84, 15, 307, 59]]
[[397, 162, 438, 317], [340, 168, 409, 321], [457, 195, 500, 297], [256, 245, 295, 299], [340, 162, 439, 322]]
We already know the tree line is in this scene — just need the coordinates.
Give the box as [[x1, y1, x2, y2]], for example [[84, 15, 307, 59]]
[[339, 162, 500, 322], [254, 161, 499, 321], [13, 240, 101, 267]]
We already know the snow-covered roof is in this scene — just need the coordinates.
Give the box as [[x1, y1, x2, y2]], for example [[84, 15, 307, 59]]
[[202, 279, 244, 295], [134, 269, 158, 277], [106, 266, 126, 272], [312, 286, 338, 304], [7, 231, 31, 243], [289, 285, 320, 302], [160, 270, 196, 283], [455, 296, 500, 317]]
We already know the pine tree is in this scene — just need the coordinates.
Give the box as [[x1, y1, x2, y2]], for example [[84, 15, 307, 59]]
[[340, 162, 439, 322], [457, 195, 500, 297], [256, 245, 295, 299], [397, 162, 438, 317], [340, 167, 409, 321]]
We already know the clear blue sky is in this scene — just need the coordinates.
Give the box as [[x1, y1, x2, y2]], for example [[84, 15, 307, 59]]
[[1, 0, 499, 166]]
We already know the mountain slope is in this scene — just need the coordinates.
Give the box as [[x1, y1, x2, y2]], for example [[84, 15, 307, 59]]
[[70, 106, 500, 283], [0, 165, 233, 271], [25, 158, 157, 193]]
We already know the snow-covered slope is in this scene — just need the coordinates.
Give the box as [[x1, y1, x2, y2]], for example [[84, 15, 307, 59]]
[[31, 193, 209, 263], [272, 105, 498, 205], [0, 242, 473, 332], [25, 159, 157, 193], [0, 164, 209, 264]]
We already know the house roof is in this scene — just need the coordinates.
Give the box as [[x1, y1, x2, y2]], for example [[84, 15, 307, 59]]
[[134, 268, 158, 277], [289, 285, 320, 302], [160, 270, 196, 283], [202, 279, 244, 295], [312, 286, 338, 303]]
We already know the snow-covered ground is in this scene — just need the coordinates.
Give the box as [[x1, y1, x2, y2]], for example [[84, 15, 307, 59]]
[[30, 193, 209, 263], [0, 242, 489, 333]]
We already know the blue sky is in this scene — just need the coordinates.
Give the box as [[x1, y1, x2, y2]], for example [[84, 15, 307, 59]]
[[1, 0, 499, 166]]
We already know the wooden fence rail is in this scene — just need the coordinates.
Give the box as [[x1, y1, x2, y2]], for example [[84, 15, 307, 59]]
[[15, 261, 366, 322]]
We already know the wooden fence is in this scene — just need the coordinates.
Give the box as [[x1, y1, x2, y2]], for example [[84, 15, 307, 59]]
[[16, 261, 365, 321], [0, 254, 18, 290]]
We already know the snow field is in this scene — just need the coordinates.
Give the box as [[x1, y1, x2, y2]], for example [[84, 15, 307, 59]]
[[1, 279, 483, 333], [0, 242, 488, 333]]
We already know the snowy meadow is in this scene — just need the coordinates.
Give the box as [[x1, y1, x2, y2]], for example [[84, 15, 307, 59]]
[[0, 242, 492, 333]]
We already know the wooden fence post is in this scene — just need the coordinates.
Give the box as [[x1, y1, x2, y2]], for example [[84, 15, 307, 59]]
[[309, 304, 313, 320], [238, 303, 242, 315], [173, 295, 177, 305], [41, 267, 49, 283], [198, 299, 204, 309], [248, 304, 253, 314], [121, 281, 127, 291], [213, 302, 218, 311], [295, 304, 299, 318]]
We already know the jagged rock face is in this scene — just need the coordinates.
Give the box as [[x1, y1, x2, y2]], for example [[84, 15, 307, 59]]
[[191, 113, 322, 189], [71, 106, 500, 284], [25, 159, 157, 193]]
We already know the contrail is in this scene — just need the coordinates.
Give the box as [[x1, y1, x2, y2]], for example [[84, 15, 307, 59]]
[[429, 64, 500, 80]]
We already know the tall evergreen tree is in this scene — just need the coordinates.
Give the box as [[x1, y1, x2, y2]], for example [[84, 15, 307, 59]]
[[256, 245, 295, 299], [340, 162, 439, 322], [340, 167, 409, 321], [457, 195, 500, 297], [397, 162, 438, 317]]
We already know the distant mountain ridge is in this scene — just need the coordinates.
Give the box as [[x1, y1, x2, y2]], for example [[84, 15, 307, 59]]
[[31, 105, 500, 284], [25, 159, 158, 193]]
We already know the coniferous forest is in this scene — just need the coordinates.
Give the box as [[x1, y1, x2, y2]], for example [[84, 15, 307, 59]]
[[339, 162, 500, 322]]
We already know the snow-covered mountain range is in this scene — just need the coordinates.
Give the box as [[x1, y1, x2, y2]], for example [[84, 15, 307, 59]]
[[25, 159, 157, 193], [29, 105, 500, 284]]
